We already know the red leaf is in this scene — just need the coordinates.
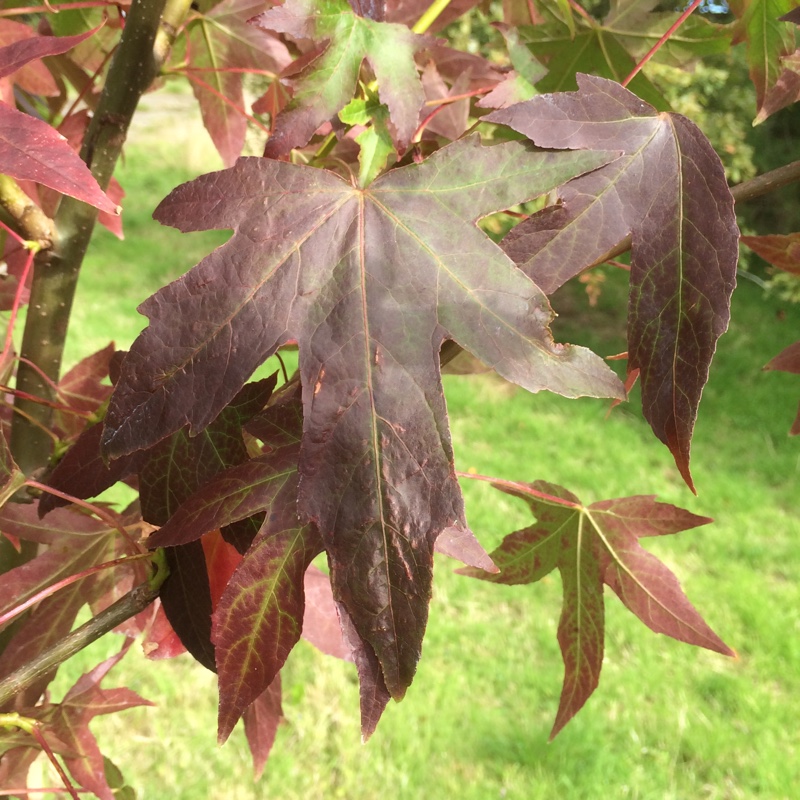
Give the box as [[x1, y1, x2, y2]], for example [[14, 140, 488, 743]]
[[243, 677, 283, 780], [302, 565, 352, 661], [461, 480, 733, 738], [0, 103, 117, 213], [0, 503, 111, 546], [201, 528, 243, 610], [213, 519, 321, 742], [159, 542, 217, 671], [741, 232, 800, 275], [46, 644, 152, 800], [420, 61, 472, 140], [39, 422, 143, 517], [0, 425, 24, 503], [0, 22, 103, 81], [488, 75, 739, 491], [764, 341, 800, 434], [53, 343, 115, 439], [141, 601, 187, 660], [754, 50, 800, 123], [181, 0, 291, 165]]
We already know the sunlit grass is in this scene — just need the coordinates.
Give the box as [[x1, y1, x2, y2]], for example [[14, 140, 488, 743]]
[[38, 139, 800, 799]]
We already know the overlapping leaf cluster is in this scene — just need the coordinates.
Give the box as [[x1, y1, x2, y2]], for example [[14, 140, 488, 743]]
[[2, 0, 795, 794]]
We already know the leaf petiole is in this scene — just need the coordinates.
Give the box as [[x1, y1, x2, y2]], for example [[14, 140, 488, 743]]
[[412, 0, 452, 34]]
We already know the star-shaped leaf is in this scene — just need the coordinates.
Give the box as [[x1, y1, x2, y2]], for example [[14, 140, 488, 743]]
[[460, 478, 735, 739], [103, 134, 623, 702], [488, 75, 739, 491], [253, 0, 431, 157]]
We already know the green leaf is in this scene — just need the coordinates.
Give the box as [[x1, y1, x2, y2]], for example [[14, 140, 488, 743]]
[[731, 0, 797, 118], [522, 0, 730, 110], [339, 93, 396, 186], [254, 0, 430, 156]]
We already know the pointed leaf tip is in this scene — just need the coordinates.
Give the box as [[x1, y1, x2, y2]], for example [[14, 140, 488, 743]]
[[487, 75, 738, 491]]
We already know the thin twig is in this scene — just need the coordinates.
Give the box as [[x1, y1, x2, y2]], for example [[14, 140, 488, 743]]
[[25, 479, 144, 551], [622, 0, 703, 87], [0, 552, 154, 628]]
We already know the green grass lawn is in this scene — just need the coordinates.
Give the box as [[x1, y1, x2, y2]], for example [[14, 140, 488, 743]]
[[40, 138, 800, 799]]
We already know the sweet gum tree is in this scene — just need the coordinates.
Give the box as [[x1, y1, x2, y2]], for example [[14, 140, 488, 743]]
[[0, 0, 798, 794]]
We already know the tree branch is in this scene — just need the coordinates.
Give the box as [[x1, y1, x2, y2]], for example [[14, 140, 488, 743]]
[[9, 0, 191, 478], [730, 160, 800, 205], [0, 176, 56, 249], [0, 581, 159, 708]]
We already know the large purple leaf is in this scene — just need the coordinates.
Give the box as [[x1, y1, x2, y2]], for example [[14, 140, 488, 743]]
[[103, 135, 624, 702], [461, 480, 733, 738], [146, 401, 323, 741], [488, 75, 739, 490], [138, 378, 275, 669], [0, 103, 117, 213]]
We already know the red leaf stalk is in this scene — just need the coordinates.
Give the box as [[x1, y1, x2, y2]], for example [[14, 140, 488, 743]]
[[29, 724, 82, 800], [622, 0, 703, 87], [0, 551, 154, 629], [456, 471, 582, 508]]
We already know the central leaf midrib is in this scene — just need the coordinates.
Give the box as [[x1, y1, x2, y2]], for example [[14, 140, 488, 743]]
[[356, 189, 400, 686]]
